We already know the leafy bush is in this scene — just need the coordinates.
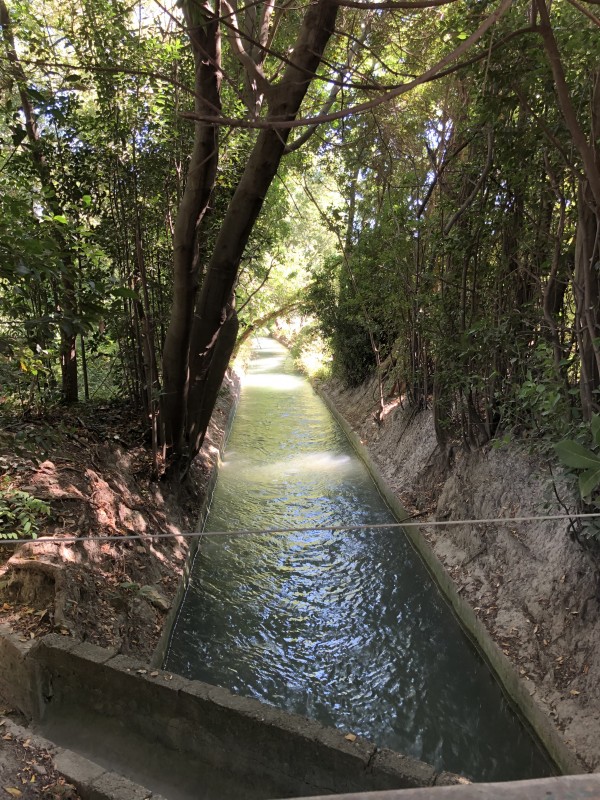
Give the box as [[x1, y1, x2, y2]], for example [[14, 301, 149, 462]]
[[0, 484, 51, 540], [555, 415, 600, 501], [555, 415, 600, 540]]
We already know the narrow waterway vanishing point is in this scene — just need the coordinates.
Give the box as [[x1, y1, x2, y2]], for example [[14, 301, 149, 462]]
[[165, 338, 553, 782]]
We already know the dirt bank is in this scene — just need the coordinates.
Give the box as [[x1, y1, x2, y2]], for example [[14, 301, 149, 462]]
[[321, 376, 600, 773], [0, 370, 239, 663]]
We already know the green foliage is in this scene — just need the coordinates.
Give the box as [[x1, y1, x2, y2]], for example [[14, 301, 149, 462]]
[[284, 321, 332, 380], [307, 255, 375, 387], [0, 482, 50, 540], [0, 0, 598, 485], [555, 416, 600, 502]]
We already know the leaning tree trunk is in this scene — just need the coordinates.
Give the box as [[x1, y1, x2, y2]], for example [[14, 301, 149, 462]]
[[184, 0, 339, 462], [161, 1, 222, 456]]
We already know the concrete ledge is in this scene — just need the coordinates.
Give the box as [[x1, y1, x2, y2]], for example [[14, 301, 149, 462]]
[[1, 718, 166, 800], [280, 773, 600, 800], [150, 373, 241, 670], [4, 632, 460, 799], [0, 623, 37, 718], [317, 390, 584, 777]]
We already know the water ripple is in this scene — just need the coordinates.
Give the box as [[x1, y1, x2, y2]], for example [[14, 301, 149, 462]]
[[166, 339, 552, 782]]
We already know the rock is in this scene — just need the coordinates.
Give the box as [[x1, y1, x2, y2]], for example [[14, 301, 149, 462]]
[[138, 585, 170, 612]]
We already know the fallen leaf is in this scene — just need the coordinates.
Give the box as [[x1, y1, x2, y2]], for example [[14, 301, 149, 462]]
[[570, 690, 580, 696], [4, 788, 22, 797], [344, 733, 357, 742]]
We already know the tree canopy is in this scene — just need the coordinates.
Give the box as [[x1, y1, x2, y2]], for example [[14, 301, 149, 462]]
[[0, 0, 599, 478]]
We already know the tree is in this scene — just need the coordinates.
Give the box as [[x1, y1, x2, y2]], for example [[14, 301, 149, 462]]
[[160, 0, 524, 472], [0, 0, 79, 402], [161, 0, 340, 470]]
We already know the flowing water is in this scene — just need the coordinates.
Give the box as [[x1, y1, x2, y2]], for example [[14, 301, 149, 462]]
[[165, 338, 553, 782]]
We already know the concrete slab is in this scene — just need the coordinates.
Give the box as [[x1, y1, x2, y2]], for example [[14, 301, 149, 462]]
[[1, 717, 162, 800], [54, 749, 106, 785], [89, 769, 154, 800], [281, 773, 600, 800]]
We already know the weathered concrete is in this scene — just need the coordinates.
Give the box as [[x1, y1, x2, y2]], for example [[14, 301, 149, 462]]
[[318, 390, 583, 777], [282, 773, 600, 800], [0, 717, 166, 800], [0, 630, 464, 799], [0, 622, 36, 718]]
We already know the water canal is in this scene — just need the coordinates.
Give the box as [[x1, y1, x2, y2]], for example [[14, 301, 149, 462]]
[[165, 338, 552, 782]]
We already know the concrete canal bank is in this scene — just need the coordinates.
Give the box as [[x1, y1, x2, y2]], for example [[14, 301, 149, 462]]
[[0, 626, 463, 799], [317, 389, 583, 778], [0, 624, 598, 800]]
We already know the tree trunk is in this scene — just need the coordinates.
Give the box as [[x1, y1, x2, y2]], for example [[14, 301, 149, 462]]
[[184, 0, 339, 460], [574, 182, 600, 419], [161, 2, 222, 456]]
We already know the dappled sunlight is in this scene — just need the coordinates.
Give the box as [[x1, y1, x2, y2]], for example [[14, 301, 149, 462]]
[[380, 397, 402, 422]]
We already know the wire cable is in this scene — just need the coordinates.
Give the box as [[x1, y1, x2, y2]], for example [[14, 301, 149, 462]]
[[3, 511, 599, 546]]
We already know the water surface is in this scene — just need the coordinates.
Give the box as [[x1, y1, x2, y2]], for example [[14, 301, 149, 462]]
[[165, 339, 552, 782]]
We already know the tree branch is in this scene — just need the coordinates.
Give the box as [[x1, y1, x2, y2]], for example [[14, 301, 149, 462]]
[[565, 0, 600, 28], [535, 0, 600, 208], [331, 0, 459, 7], [221, 0, 271, 94], [443, 127, 494, 235], [182, 0, 516, 130]]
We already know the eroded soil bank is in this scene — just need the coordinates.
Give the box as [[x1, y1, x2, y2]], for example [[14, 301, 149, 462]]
[[320, 376, 600, 772], [0, 370, 239, 662]]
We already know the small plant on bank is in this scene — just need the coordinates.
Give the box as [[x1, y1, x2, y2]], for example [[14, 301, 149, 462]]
[[555, 415, 600, 538], [0, 481, 51, 540]]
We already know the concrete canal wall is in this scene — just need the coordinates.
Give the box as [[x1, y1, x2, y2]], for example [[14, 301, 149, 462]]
[[0, 626, 464, 799]]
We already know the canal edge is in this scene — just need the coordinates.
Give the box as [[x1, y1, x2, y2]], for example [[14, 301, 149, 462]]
[[150, 367, 243, 670], [314, 383, 585, 778]]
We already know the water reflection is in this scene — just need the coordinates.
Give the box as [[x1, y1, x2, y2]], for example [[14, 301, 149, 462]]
[[165, 338, 553, 782]]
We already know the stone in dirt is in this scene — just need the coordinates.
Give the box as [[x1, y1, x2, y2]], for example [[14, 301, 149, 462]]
[[138, 585, 170, 612]]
